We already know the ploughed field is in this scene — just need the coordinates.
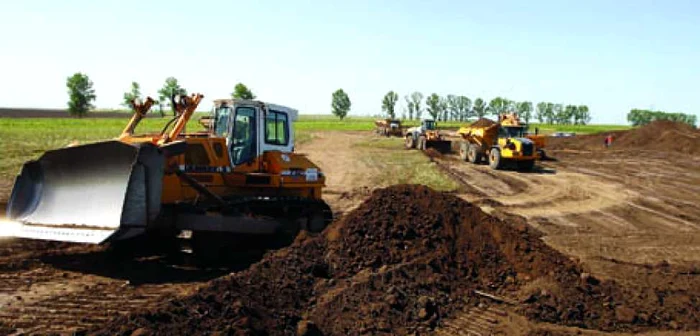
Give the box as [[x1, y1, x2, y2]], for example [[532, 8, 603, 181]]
[[0, 120, 699, 335]]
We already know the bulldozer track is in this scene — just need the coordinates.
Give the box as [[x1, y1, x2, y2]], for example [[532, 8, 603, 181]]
[[0, 278, 192, 334], [435, 305, 506, 336], [0, 238, 233, 334]]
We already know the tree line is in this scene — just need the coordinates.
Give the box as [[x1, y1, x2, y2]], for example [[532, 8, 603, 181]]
[[376, 91, 592, 125], [65, 72, 257, 117], [627, 109, 697, 127]]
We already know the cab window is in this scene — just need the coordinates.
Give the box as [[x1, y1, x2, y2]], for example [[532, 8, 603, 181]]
[[265, 110, 289, 145], [231, 107, 256, 165], [214, 106, 232, 136]]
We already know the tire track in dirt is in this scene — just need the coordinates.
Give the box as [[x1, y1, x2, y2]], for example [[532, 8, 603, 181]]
[[0, 238, 236, 334], [430, 148, 700, 280]]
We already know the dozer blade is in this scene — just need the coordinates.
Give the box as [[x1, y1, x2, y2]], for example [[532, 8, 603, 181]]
[[6, 141, 164, 244], [426, 140, 452, 154]]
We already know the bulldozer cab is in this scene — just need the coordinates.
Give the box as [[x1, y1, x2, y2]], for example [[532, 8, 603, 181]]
[[211, 99, 297, 167]]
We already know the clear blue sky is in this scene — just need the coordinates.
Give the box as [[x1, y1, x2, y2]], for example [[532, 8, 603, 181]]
[[1, 0, 698, 124]]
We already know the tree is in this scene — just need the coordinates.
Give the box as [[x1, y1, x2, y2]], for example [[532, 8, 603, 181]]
[[232, 83, 256, 100], [66, 73, 96, 117], [446, 95, 459, 121], [473, 98, 487, 118], [404, 95, 415, 120], [545, 103, 555, 124], [158, 77, 187, 114], [441, 96, 450, 121], [381, 91, 399, 119], [456, 96, 472, 121], [553, 104, 564, 124], [122, 82, 141, 111], [535, 102, 547, 123], [331, 89, 351, 120], [503, 98, 515, 113], [627, 109, 696, 127], [425, 93, 441, 120], [411, 92, 424, 120], [516, 101, 533, 124], [563, 105, 577, 125], [487, 97, 509, 116], [576, 105, 591, 125]]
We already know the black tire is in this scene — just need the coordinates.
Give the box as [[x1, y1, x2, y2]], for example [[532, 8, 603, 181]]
[[488, 148, 503, 170], [405, 135, 416, 149], [418, 136, 427, 150], [459, 142, 469, 161], [467, 144, 481, 164], [517, 160, 535, 171]]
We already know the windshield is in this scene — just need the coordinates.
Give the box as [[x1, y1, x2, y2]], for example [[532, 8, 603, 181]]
[[214, 106, 232, 136], [501, 126, 526, 138], [424, 120, 436, 130]]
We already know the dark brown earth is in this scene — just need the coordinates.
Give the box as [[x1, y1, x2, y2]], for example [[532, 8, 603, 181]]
[[90, 185, 699, 336]]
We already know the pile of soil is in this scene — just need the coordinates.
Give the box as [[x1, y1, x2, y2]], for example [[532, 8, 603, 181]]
[[548, 120, 700, 155], [470, 118, 497, 128], [92, 185, 699, 335]]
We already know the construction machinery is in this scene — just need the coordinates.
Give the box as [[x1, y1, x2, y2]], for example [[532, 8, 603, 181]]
[[404, 119, 452, 153], [456, 114, 539, 171], [6, 94, 332, 248], [375, 118, 402, 137]]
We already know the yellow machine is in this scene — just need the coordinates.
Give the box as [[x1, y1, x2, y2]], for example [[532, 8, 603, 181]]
[[500, 113, 548, 159], [6, 94, 332, 247], [404, 119, 452, 153], [456, 114, 539, 170], [375, 118, 402, 137]]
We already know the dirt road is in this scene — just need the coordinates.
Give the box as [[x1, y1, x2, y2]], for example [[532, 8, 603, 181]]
[[0, 130, 698, 334]]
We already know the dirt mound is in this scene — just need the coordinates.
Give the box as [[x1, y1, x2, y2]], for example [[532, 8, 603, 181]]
[[91, 185, 699, 335], [470, 118, 497, 128], [548, 120, 700, 154]]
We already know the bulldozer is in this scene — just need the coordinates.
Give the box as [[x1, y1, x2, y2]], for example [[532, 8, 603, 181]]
[[6, 93, 332, 248], [404, 119, 452, 153], [375, 118, 402, 137], [456, 114, 539, 171]]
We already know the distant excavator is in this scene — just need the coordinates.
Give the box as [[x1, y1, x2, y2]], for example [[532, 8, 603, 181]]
[[456, 114, 543, 171], [7, 93, 332, 253]]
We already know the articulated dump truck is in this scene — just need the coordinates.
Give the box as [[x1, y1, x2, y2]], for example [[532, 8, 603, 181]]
[[456, 114, 540, 171], [6, 94, 332, 248], [375, 118, 402, 137]]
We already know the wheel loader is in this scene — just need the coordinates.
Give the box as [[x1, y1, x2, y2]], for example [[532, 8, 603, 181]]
[[404, 119, 452, 153], [6, 94, 332, 247], [456, 114, 539, 171]]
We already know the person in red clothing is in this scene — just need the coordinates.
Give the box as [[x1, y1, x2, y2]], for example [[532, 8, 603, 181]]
[[604, 135, 614, 148]]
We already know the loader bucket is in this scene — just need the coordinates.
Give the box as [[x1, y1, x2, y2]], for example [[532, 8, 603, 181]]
[[6, 141, 165, 244], [426, 140, 452, 154]]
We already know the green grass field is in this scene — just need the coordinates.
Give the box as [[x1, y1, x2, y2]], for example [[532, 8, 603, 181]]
[[0, 115, 630, 185]]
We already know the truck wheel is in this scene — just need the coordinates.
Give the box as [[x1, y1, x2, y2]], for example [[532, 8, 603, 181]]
[[467, 144, 481, 164], [517, 160, 535, 171], [418, 136, 427, 150], [489, 149, 503, 170], [459, 142, 469, 161], [405, 135, 416, 149]]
